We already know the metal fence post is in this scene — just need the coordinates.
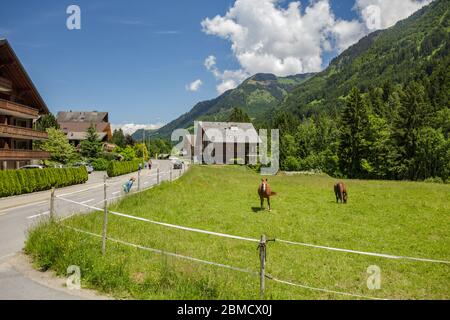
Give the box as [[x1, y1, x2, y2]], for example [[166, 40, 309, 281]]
[[50, 187, 55, 219], [259, 234, 266, 297], [101, 175, 108, 255], [170, 167, 173, 182]]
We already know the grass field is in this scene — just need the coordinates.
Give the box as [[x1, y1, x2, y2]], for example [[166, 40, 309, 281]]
[[25, 165, 450, 300]]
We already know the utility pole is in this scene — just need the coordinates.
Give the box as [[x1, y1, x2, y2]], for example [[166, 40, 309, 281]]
[[142, 129, 145, 166]]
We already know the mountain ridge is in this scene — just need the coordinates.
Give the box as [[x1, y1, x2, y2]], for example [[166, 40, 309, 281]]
[[281, 0, 449, 117], [132, 72, 314, 140]]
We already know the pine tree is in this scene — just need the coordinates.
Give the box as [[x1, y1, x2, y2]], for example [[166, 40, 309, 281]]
[[124, 134, 134, 146], [367, 87, 385, 117], [338, 87, 370, 178], [112, 128, 126, 148], [80, 124, 102, 159], [364, 114, 393, 179], [35, 114, 59, 131], [392, 81, 430, 180], [228, 107, 251, 123]]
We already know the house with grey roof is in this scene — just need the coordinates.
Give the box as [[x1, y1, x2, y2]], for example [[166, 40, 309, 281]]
[[187, 121, 260, 165], [56, 111, 112, 147]]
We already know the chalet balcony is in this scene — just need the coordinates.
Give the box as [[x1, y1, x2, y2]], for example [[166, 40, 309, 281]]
[[0, 149, 50, 160], [0, 98, 39, 119], [0, 124, 48, 140]]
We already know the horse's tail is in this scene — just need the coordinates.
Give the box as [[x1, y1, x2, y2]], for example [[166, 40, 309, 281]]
[[271, 191, 277, 196]]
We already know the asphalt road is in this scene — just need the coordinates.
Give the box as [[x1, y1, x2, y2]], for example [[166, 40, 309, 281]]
[[0, 160, 182, 299]]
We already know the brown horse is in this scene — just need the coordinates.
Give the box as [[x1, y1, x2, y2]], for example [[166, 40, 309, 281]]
[[334, 182, 348, 204], [258, 178, 277, 211]]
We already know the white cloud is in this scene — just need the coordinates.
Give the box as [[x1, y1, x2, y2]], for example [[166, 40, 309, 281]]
[[186, 79, 203, 92], [204, 55, 249, 94], [204, 55, 217, 70], [355, 0, 432, 31], [331, 19, 366, 52], [201, 0, 433, 91], [111, 123, 165, 135], [202, 0, 360, 77]]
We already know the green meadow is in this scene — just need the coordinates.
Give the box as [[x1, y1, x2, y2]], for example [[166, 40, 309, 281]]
[[25, 165, 450, 300]]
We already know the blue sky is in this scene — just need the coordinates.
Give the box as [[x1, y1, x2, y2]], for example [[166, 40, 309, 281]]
[[0, 0, 428, 132]]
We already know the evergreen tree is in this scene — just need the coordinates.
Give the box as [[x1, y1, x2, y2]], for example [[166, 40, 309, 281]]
[[338, 87, 370, 178], [363, 114, 393, 179], [367, 87, 385, 117], [296, 119, 317, 159], [392, 82, 429, 179], [273, 111, 299, 135], [80, 124, 102, 159], [414, 127, 448, 180], [385, 89, 402, 125], [124, 134, 134, 146], [427, 55, 450, 111], [35, 114, 59, 131], [228, 107, 251, 123], [112, 128, 126, 148]]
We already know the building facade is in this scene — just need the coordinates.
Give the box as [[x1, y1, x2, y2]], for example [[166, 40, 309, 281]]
[[0, 40, 50, 170], [189, 121, 260, 165], [57, 111, 112, 147]]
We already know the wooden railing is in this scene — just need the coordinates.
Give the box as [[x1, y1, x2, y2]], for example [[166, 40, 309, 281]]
[[0, 124, 48, 140], [0, 98, 39, 118], [0, 149, 50, 160]]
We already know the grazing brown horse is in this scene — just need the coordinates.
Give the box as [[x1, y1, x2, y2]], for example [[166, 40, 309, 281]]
[[334, 182, 348, 204], [258, 178, 277, 211]]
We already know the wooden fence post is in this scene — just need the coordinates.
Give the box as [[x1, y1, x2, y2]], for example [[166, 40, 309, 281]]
[[138, 168, 141, 191], [101, 175, 108, 255], [259, 234, 266, 297], [50, 187, 55, 219]]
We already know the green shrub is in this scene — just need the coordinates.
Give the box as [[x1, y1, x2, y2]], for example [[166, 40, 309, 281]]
[[283, 156, 301, 171], [101, 152, 120, 161], [106, 160, 143, 177], [0, 167, 88, 198], [91, 158, 110, 171], [423, 177, 444, 184]]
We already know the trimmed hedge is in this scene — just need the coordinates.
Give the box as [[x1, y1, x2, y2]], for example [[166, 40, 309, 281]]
[[90, 158, 110, 171], [0, 167, 88, 198], [106, 160, 143, 177]]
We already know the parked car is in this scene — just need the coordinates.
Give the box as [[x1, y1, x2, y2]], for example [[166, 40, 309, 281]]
[[19, 164, 45, 170], [72, 162, 94, 174], [172, 160, 183, 170]]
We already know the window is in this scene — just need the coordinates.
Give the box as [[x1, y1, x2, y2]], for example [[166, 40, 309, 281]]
[[14, 118, 29, 128], [14, 140, 30, 150]]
